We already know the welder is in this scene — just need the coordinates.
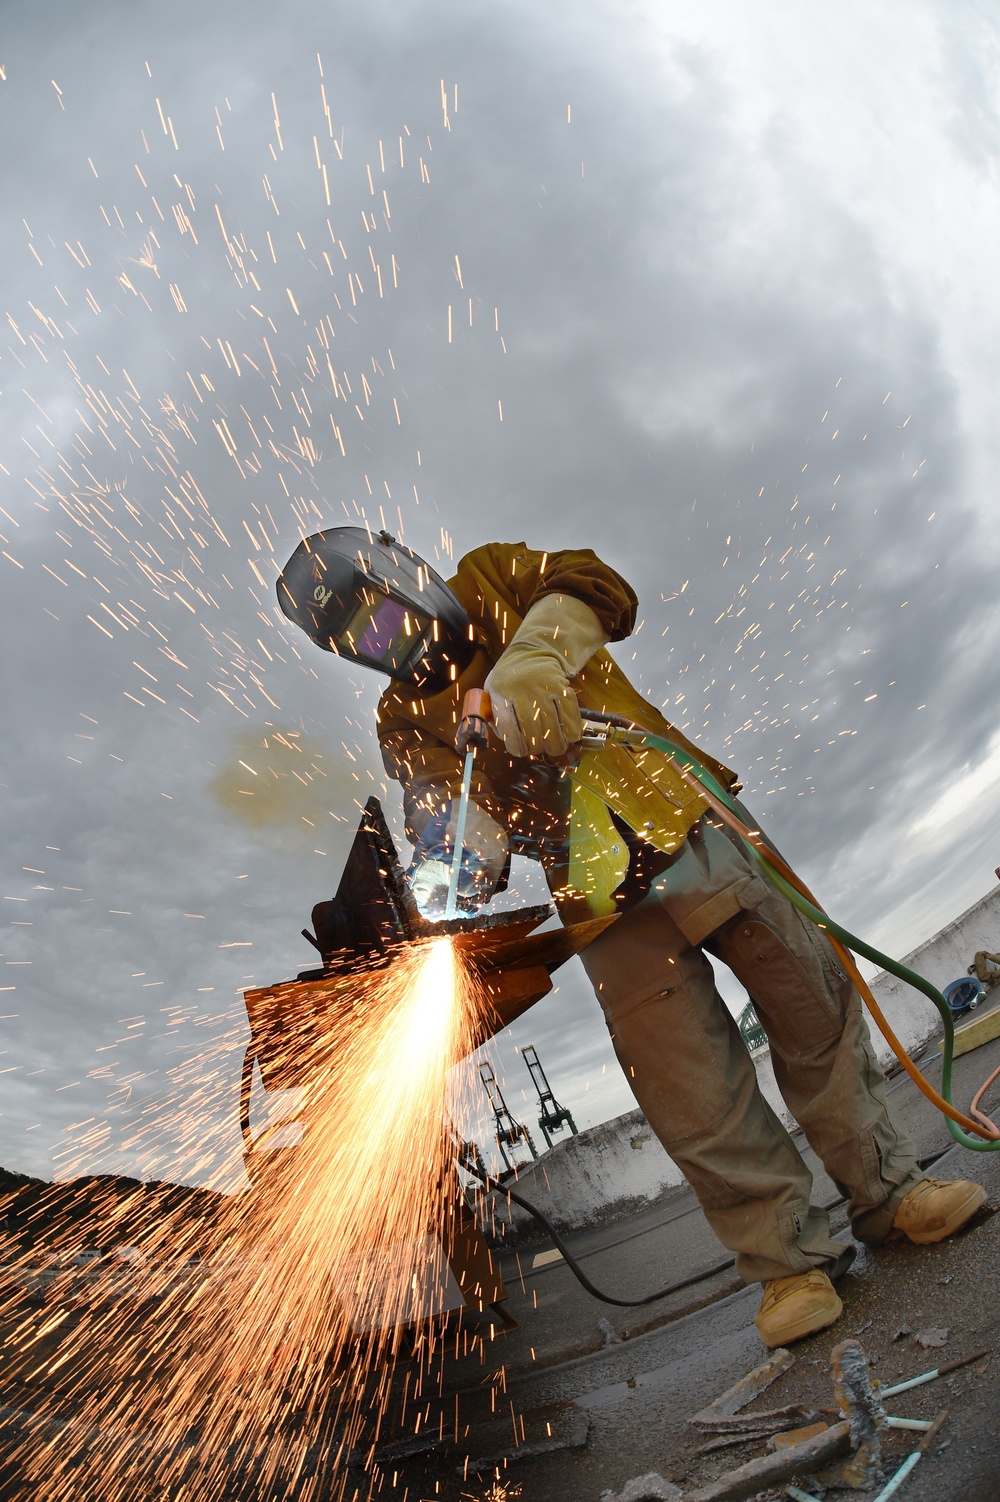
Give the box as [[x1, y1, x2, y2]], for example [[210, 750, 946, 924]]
[[277, 529, 985, 1349]]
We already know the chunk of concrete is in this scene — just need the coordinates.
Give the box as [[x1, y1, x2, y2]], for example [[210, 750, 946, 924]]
[[599, 1473, 683, 1502], [458, 1400, 590, 1476]]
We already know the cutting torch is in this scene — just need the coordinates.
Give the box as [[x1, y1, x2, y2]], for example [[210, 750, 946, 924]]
[[443, 688, 494, 919], [444, 692, 630, 918]]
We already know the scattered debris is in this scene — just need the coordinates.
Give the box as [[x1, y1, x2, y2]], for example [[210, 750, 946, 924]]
[[914, 1327, 949, 1349], [770, 1421, 830, 1450], [695, 1428, 798, 1457], [816, 1338, 885, 1490], [683, 1420, 852, 1501], [598, 1316, 620, 1346], [688, 1347, 815, 1451], [690, 1404, 816, 1437], [833, 1338, 886, 1449], [599, 1473, 682, 1502]]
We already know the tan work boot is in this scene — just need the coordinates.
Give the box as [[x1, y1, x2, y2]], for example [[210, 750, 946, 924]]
[[755, 1269, 843, 1349], [892, 1177, 987, 1244]]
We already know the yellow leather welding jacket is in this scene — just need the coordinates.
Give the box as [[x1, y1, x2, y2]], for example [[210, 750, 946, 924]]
[[376, 543, 738, 922]]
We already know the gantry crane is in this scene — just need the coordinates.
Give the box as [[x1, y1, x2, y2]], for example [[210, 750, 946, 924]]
[[477, 1061, 537, 1171], [521, 1044, 577, 1149]]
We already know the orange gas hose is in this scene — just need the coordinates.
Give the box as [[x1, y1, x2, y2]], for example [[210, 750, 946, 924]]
[[971, 1064, 1000, 1130]]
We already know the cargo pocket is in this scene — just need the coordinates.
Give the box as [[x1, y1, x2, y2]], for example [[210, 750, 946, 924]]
[[674, 874, 769, 947], [717, 913, 845, 1057], [858, 1114, 916, 1218], [601, 980, 738, 1147]]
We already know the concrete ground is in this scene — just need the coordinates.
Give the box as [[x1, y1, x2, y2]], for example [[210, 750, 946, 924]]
[[388, 1018, 1000, 1502]]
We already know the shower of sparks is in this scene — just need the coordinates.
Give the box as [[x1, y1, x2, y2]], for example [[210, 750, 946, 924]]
[[1, 53, 509, 1194], [4, 937, 497, 1499]]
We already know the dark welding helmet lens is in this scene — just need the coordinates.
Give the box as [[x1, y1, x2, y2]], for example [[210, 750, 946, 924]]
[[276, 526, 475, 691], [344, 592, 433, 675]]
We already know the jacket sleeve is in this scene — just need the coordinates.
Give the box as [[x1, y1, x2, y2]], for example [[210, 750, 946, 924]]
[[529, 547, 638, 641], [455, 542, 638, 644]]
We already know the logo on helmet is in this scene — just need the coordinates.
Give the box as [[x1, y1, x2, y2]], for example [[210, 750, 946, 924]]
[[313, 585, 333, 608]]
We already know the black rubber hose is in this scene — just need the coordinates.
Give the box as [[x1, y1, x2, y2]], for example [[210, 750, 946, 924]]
[[465, 1161, 735, 1307]]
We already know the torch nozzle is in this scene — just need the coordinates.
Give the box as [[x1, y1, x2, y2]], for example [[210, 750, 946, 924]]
[[456, 687, 492, 754]]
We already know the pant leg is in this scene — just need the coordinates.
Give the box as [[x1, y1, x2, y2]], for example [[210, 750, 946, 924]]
[[700, 822, 921, 1243], [582, 813, 922, 1277], [581, 883, 848, 1284]]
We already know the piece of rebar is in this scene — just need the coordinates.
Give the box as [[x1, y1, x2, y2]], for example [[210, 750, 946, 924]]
[[871, 1452, 921, 1502], [879, 1347, 988, 1398], [689, 1347, 795, 1424], [683, 1420, 851, 1502], [869, 1410, 948, 1502]]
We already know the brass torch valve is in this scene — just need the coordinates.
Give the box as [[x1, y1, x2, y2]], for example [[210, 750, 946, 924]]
[[456, 688, 493, 754]]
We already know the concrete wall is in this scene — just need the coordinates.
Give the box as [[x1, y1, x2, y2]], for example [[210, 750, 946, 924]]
[[489, 1108, 681, 1241], [487, 885, 1000, 1240], [489, 1048, 796, 1241], [865, 885, 1000, 1065]]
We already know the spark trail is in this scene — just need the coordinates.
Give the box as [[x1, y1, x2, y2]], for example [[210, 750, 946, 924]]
[[10, 936, 490, 1500]]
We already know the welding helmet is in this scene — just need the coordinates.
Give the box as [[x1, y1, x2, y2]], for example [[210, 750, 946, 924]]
[[276, 527, 476, 691]]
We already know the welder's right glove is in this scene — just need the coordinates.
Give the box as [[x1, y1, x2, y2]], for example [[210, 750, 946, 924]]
[[407, 803, 509, 918], [485, 593, 608, 758]]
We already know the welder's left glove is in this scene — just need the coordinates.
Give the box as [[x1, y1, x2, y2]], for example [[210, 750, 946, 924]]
[[485, 594, 608, 758], [407, 804, 509, 918]]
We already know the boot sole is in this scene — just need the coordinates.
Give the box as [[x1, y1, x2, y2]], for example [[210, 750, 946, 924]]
[[896, 1183, 987, 1244], [755, 1292, 843, 1349]]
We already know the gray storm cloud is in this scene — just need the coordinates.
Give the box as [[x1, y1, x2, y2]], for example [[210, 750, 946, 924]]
[[1, 0, 998, 1179]]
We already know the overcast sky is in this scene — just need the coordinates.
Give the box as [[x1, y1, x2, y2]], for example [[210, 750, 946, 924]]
[[1, 0, 999, 1185]]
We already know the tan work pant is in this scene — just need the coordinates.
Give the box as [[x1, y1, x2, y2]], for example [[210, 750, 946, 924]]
[[580, 815, 921, 1284]]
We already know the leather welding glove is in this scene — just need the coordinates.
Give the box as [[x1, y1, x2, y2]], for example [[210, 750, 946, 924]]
[[485, 593, 608, 758], [408, 804, 509, 917]]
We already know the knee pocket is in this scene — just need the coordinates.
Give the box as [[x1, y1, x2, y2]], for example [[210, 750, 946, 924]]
[[718, 915, 848, 1055], [602, 984, 739, 1146]]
